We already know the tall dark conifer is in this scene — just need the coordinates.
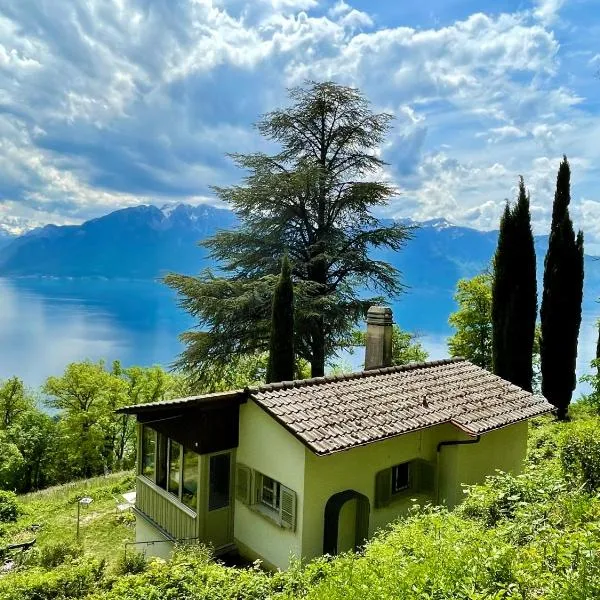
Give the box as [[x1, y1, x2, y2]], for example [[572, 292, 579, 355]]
[[492, 178, 537, 391], [266, 255, 295, 383], [492, 202, 513, 380], [540, 156, 585, 419]]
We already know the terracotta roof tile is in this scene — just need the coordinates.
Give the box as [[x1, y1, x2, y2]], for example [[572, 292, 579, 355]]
[[248, 358, 553, 455]]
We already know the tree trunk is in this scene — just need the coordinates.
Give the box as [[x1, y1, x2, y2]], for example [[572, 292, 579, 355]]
[[310, 317, 326, 377]]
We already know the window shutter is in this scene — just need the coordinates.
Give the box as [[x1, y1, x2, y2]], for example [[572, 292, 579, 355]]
[[279, 485, 297, 530], [375, 468, 392, 508], [416, 461, 435, 493], [254, 471, 263, 504], [235, 463, 252, 505]]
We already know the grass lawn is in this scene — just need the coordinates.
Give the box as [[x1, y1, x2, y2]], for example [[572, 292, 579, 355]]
[[1, 472, 136, 567]]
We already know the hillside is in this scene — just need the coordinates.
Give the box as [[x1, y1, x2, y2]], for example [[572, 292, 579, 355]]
[[2, 411, 600, 599], [0, 472, 135, 571]]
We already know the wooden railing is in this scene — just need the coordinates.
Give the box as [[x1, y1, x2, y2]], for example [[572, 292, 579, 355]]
[[136, 476, 197, 541]]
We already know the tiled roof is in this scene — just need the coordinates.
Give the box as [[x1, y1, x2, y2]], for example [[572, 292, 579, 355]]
[[249, 358, 554, 455]]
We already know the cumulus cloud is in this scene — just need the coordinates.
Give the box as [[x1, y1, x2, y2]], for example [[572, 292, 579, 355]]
[[0, 0, 597, 247], [533, 0, 566, 25]]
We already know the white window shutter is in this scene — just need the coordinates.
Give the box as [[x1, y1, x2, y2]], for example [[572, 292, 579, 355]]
[[235, 463, 252, 505], [279, 485, 296, 531]]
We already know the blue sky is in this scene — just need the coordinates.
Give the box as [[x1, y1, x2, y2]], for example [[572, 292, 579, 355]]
[[0, 0, 599, 248]]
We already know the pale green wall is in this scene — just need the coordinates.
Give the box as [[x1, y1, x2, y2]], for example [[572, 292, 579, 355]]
[[300, 421, 529, 562], [438, 421, 529, 508], [235, 400, 306, 570], [301, 424, 462, 560]]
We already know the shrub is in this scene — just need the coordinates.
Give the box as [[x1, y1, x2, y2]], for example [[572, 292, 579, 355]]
[[458, 468, 561, 527], [113, 551, 147, 576], [0, 557, 106, 600], [0, 490, 19, 523], [560, 420, 600, 492], [37, 541, 83, 569]]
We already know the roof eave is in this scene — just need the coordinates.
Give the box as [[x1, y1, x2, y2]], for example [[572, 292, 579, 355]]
[[116, 389, 248, 415]]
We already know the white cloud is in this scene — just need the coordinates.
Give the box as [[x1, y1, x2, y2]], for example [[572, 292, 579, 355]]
[[533, 0, 566, 25], [0, 0, 597, 247]]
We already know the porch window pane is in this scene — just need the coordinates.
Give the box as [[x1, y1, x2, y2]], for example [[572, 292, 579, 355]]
[[141, 426, 156, 480], [168, 440, 181, 498], [182, 447, 199, 510], [209, 453, 231, 511]]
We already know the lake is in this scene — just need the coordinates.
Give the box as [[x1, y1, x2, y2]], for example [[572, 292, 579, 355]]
[[0, 277, 597, 395]]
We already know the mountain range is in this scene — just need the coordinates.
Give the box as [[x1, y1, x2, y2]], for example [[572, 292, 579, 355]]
[[0, 204, 597, 309]]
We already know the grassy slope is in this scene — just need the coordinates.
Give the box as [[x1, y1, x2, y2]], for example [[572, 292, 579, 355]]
[[1, 472, 135, 567], [2, 412, 600, 599]]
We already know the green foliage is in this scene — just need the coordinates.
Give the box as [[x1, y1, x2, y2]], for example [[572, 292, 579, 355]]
[[579, 357, 600, 413], [350, 325, 428, 366], [0, 431, 24, 490], [36, 541, 83, 569], [492, 178, 537, 391], [0, 490, 19, 523], [166, 81, 412, 379], [113, 551, 147, 576], [448, 273, 493, 369], [0, 377, 34, 430], [559, 420, 600, 492], [0, 557, 106, 600], [540, 156, 585, 419], [267, 254, 295, 383], [7, 410, 58, 491]]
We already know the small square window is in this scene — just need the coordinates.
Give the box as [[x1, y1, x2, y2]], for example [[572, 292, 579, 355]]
[[260, 475, 280, 510], [392, 462, 410, 494]]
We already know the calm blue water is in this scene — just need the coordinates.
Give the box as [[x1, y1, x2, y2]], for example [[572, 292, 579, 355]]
[[0, 277, 596, 395]]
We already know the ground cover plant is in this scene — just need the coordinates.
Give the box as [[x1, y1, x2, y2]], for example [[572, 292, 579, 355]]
[[3, 412, 600, 599], [0, 471, 135, 581]]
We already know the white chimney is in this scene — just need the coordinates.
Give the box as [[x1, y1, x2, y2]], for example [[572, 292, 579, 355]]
[[364, 306, 393, 370]]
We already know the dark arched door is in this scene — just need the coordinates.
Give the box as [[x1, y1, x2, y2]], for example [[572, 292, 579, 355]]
[[323, 490, 370, 555]]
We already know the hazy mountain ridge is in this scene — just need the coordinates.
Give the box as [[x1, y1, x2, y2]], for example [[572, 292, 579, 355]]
[[0, 204, 236, 278], [0, 204, 597, 309]]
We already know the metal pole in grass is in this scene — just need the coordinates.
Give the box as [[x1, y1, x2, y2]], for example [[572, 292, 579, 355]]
[[76, 497, 93, 540]]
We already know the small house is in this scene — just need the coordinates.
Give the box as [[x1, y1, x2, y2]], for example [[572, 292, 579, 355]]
[[118, 306, 553, 570]]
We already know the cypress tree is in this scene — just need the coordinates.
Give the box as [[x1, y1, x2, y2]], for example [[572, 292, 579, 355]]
[[510, 179, 538, 391], [540, 156, 585, 419], [492, 178, 537, 391], [492, 202, 513, 380], [266, 255, 295, 384]]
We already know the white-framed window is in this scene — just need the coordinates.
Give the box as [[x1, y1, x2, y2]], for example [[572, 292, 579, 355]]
[[235, 464, 297, 531], [260, 475, 281, 510]]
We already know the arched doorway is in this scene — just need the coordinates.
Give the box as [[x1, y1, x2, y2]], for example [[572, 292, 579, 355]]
[[323, 490, 370, 555]]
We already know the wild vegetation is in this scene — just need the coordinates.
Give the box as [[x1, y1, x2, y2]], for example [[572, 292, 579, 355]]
[[3, 405, 600, 599], [0, 362, 193, 493]]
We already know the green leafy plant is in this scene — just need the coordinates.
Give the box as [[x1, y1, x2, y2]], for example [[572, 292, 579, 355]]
[[0, 490, 19, 523]]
